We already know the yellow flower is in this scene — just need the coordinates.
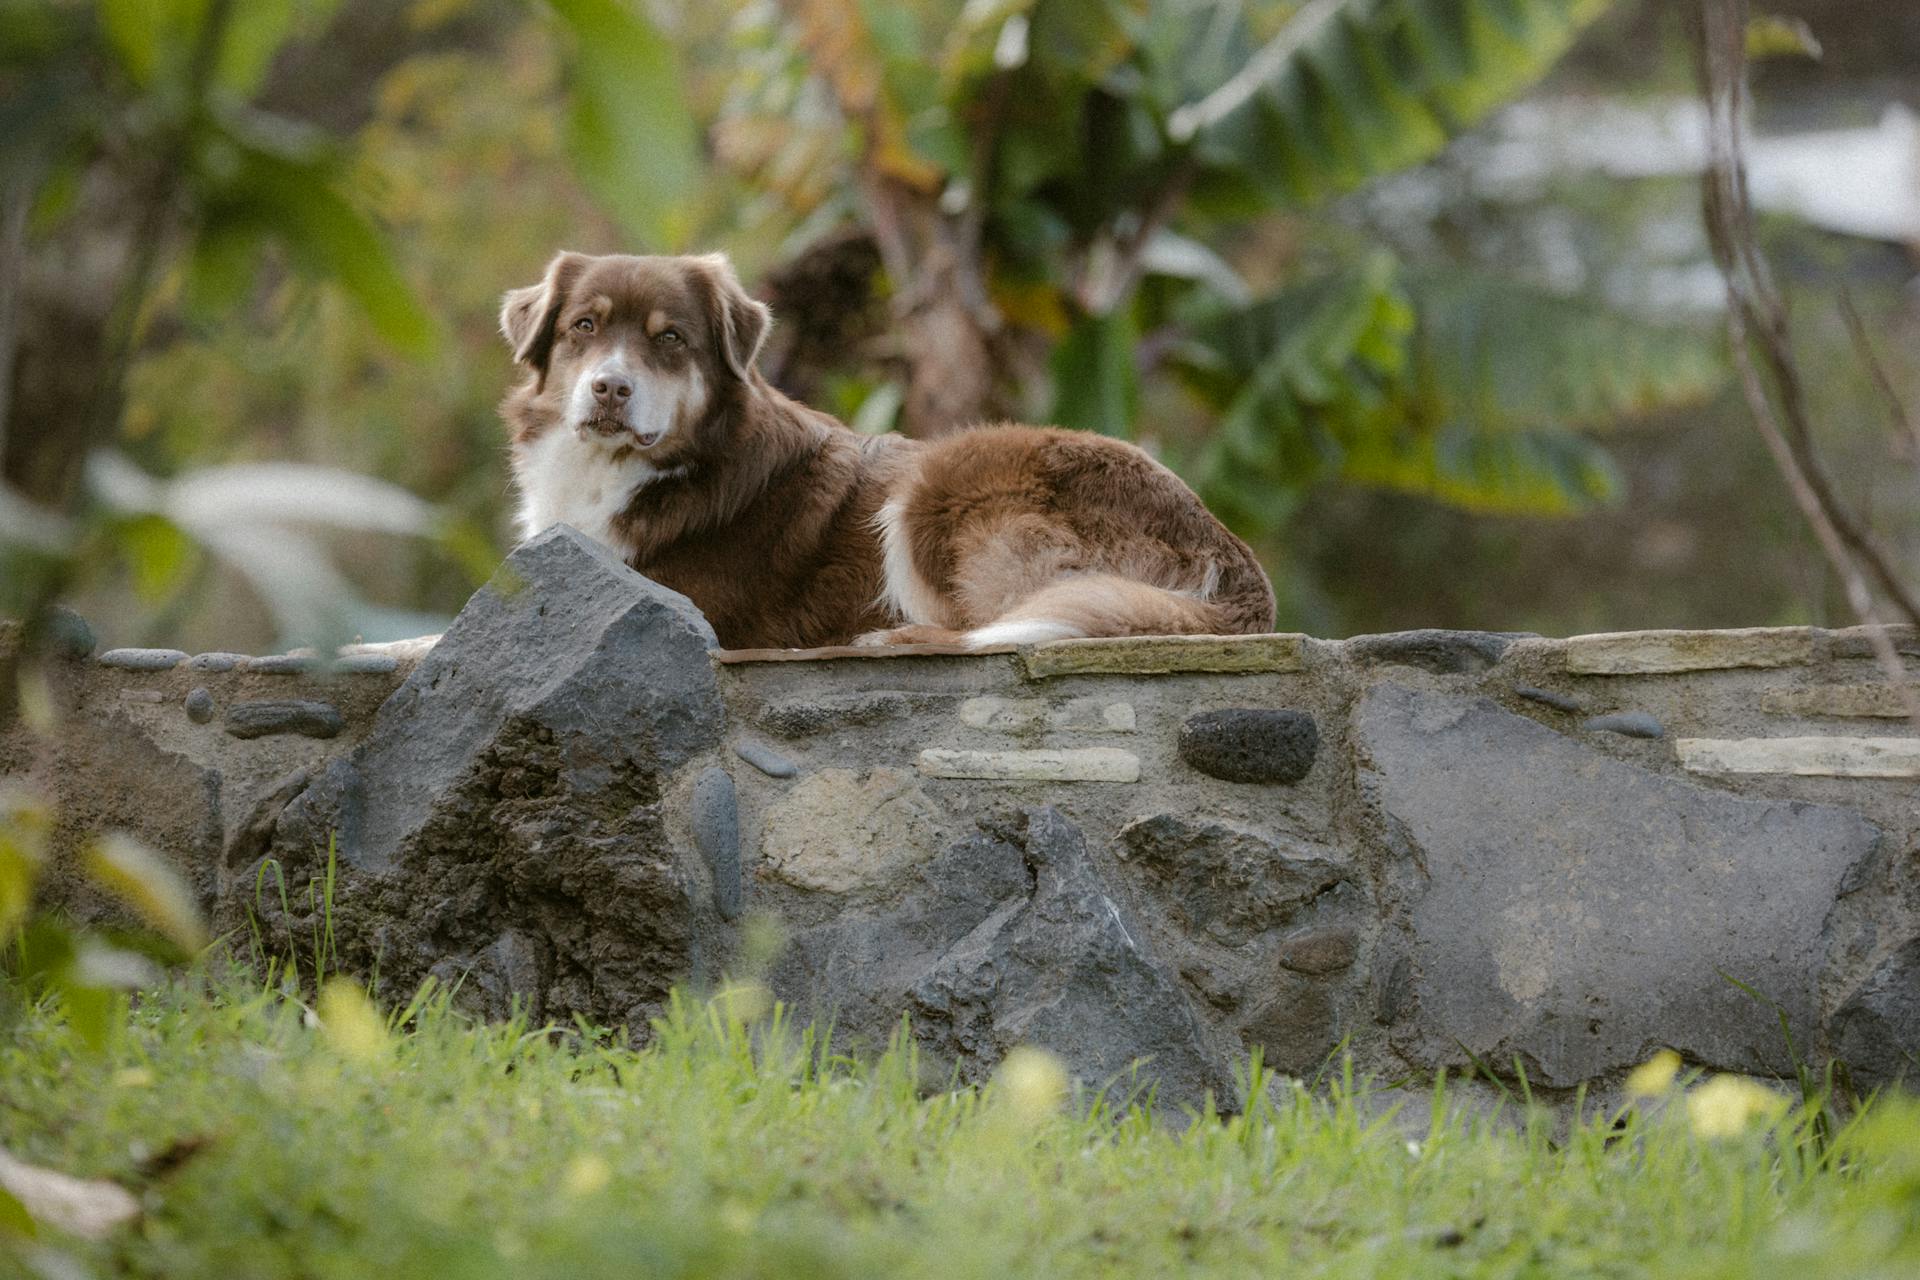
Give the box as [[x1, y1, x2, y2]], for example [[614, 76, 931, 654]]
[[1686, 1075, 1788, 1138], [112, 1067, 153, 1089], [561, 1154, 612, 1196], [712, 981, 771, 1025], [995, 1046, 1069, 1122], [1626, 1049, 1682, 1098], [317, 979, 389, 1065]]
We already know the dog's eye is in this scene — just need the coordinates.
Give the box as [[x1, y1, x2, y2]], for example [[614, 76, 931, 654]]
[[572, 317, 595, 334], [655, 328, 683, 347]]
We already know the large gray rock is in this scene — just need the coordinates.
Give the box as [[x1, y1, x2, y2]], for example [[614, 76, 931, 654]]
[[771, 808, 1235, 1111], [247, 525, 726, 1028], [1356, 684, 1882, 1085]]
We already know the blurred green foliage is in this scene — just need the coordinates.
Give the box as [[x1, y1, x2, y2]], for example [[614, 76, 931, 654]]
[[10, 0, 1898, 654]]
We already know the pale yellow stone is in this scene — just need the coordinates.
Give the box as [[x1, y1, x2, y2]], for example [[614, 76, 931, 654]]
[[760, 767, 948, 893], [916, 747, 1141, 783], [1022, 633, 1307, 679], [957, 696, 1136, 733], [1676, 736, 1920, 778], [1762, 685, 1920, 719], [1564, 627, 1815, 675]]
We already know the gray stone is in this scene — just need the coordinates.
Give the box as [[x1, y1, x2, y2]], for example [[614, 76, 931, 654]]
[[224, 700, 343, 740], [762, 768, 947, 892], [1243, 972, 1341, 1076], [1346, 630, 1517, 675], [958, 696, 1135, 734], [757, 691, 941, 738], [733, 740, 798, 778], [46, 607, 94, 659], [1831, 940, 1920, 1087], [332, 653, 400, 675], [1583, 711, 1664, 740], [1277, 926, 1360, 975], [184, 652, 247, 672], [253, 526, 725, 1030], [1514, 685, 1583, 714], [911, 809, 1234, 1108], [184, 688, 215, 724], [692, 767, 742, 921], [97, 648, 186, 672], [1176, 709, 1317, 784], [1356, 683, 1882, 1085], [250, 654, 318, 674], [1117, 814, 1347, 948], [766, 809, 1233, 1110]]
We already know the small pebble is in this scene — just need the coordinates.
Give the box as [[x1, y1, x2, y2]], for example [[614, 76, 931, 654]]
[[184, 688, 215, 724], [733, 739, 799, 778], [1583, 711, 1664, 740], [184, 652, 248, 672], [97, 648, 187, 672], [1515, 685, 1583, 714]]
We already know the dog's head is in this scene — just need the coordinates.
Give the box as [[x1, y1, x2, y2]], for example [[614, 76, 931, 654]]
[[499, 251, 771, 456]]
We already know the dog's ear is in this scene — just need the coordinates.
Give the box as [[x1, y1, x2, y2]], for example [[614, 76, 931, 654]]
[[500, 251, 588, 375], [694, 253, 772, 382]]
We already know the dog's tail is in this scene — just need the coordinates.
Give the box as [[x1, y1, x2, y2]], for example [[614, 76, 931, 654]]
[[962, 571, 1243, 650]]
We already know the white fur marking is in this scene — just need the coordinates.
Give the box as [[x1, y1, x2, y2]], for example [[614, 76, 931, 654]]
[[873, 497, 950, 626], [512, 428, 663, 547], [963, 619, 1085, 649]]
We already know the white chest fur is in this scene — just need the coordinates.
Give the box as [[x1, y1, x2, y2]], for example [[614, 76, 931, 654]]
[[512, 429, 663, 549]]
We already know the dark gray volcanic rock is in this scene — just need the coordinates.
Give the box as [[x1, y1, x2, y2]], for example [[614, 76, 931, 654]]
[[1356, 683, 1882, 1086], [245, 525, 726, 1029]]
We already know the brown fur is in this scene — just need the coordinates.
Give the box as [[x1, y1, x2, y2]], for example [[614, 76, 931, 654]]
[[500, 252, 1275, 650]]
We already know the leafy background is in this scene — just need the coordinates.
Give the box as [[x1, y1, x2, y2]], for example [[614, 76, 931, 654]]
[[1, 0, 1915, 652]]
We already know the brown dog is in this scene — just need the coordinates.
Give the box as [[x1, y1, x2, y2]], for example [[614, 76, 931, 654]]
[[499, 251, 1275, 650]]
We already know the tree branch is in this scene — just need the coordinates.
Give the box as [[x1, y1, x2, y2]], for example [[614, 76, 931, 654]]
[[1696, 0, 1920, 729]]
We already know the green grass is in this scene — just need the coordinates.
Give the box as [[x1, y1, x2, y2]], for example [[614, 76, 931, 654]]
[[1, 973, 1917, 1280]]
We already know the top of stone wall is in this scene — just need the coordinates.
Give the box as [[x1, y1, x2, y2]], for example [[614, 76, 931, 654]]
[[714, 624, 1918, 679]]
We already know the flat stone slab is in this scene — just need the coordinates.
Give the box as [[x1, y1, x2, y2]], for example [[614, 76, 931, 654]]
[[97, 648, 187, 672], [1676, 736, 1920, 778], [1564, 627, 1815, 674], [917, 747, 1140, 783], [1021, 633, 1307, 679], [1762, 684, 1920, 719], [1357, 683, 1882, 1084]]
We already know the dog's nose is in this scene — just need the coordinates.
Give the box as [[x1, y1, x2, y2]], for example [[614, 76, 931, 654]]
[[592, 374, 633, 406]]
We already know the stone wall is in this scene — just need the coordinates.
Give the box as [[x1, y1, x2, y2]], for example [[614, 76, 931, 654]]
[[6, 525, 1917, 1109]]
